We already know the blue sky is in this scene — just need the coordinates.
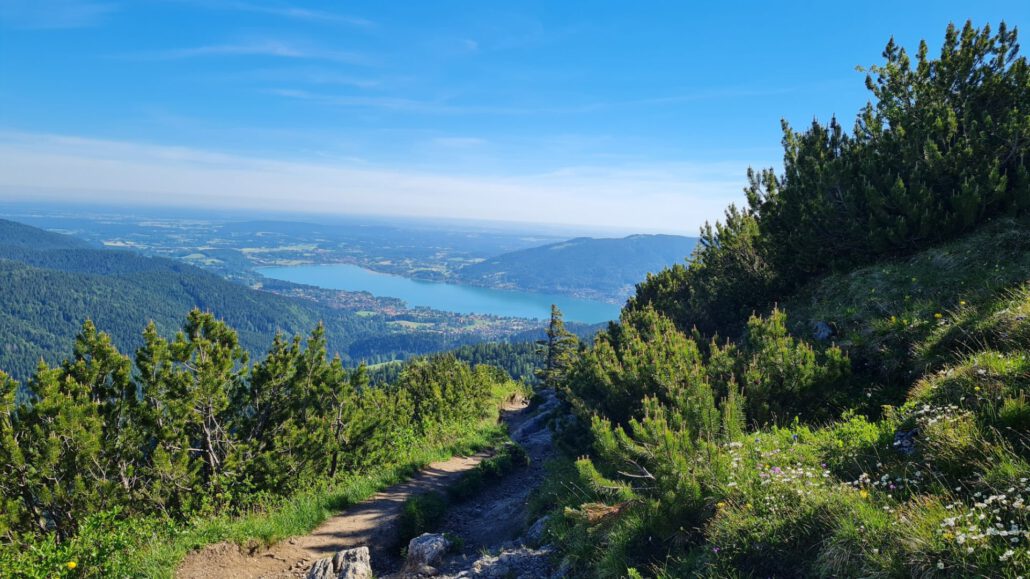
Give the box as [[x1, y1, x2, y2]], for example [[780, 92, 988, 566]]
[[1, 1, 1027, 233]]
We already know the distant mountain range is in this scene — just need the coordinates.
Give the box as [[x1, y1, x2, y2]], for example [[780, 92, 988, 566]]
[[457, 234, 698, 303]]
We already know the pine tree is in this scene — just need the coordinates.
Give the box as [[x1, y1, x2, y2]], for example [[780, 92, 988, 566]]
[[536, 305, 579, 389], [0, 311, 527, 547], [0, 370, 24, 540]]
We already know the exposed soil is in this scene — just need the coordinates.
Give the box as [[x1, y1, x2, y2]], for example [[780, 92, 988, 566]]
[[175, 396, 551, 579]]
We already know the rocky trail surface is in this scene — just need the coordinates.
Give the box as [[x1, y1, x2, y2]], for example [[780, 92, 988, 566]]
[[390, 390, 560, 579], [176, 391, 562, 579]]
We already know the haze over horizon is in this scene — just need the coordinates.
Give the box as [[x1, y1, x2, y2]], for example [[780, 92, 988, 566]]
[[1, 0, 1026, 234]]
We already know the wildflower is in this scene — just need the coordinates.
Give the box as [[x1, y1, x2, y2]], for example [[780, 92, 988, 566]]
[[860, 490, 869, 499], [67, 562, 77, 570], [960, 300, 967, 306], [934, 313, 943, 319], [716, 502, 726, 509], [937, 561, 945, 569]]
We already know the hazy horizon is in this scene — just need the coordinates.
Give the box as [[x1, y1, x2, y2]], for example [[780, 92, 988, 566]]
[[0, 197, 666, 239], [2, 1, 1027, 233]]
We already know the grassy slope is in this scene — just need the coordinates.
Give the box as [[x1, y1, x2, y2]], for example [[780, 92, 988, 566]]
[[784, 216, 1030, 406], [536, 217, 1030, 577]]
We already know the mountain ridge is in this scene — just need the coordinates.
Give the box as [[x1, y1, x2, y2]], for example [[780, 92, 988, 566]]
[[457, 233, 697, 303]]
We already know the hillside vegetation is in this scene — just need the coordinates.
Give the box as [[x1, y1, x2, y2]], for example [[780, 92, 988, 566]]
[[0, 312, 526, 576], [2, 19, 1029, 579], [0, 220, 488, 380], [532, 21, 1030, 577], [459, 234, 698, 303]]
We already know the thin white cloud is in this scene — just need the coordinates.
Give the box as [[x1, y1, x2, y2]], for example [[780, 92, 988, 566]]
[[234, 67, 383, 89], [264, 89, 474, 114], [0, 132, 746, 234], [0, 0, 117, 29], [263, 83, 812, 116], [184, 0, 373, 27], [130, 41, 372, 65], [431, 137, 488, 148], [264, 88, 607, 116]]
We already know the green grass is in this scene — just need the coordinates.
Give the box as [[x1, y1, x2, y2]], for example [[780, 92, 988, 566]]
[[541, 217, 1030, 578], [447, 441, 530, 501], [134, 422, 510, 578], [399, 492, 449, 545], [394, 440, 531, 550], [784, 216, 1030, 402], [0, 412, 513, 579]]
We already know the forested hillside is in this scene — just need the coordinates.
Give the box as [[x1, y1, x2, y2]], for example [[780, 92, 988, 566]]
[[0, 220, 485, 380], [530, 22, 1030, 577], [0, 220, 93, 250], [458, 234, 698, 302]]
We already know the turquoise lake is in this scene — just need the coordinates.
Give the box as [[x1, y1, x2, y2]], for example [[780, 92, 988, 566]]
[[257, 264, 621, 323]]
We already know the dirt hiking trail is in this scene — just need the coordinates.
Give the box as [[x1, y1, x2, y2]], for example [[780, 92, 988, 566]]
[[176, 394, 554, 579]]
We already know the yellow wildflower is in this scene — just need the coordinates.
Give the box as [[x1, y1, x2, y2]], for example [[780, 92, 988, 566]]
[[859, 490, 869, 499], [960, 300, 967, 306], [716, 501, 727, 509], [67, 562, 77, 570], [934, 313, 943, 319]]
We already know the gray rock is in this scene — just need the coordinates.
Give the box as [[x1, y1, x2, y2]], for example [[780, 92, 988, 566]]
[[451, 545, 554, 579], [552, 556, 573, 578], [403, 533, 451, 572], [812, 321, 835, 341], [893, 428, 919, 456], [307, 546, 372, 579], [524, 516, 551, 546], [307, 558, 335, 579]]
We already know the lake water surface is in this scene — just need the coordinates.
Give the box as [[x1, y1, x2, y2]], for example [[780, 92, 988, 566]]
[[258, 263, 621, 323]]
